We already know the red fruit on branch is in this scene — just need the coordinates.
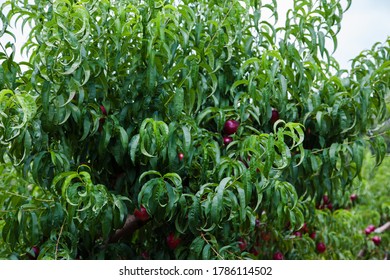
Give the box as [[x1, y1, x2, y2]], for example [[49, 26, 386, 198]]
[[317, 204, 324, 210], [316, 242, 326, 253], [134, 206, 150, 221], [273, 251, 284, 260], [238, 238, 247, 251], [367, 224, 376, 232], [239, 158, 249, 168], [350, 194, 358, 202], [223, 119, 240, 135], [141, 251, 150, 259], [100, 105, 107, 116], [270, 108, 279, 124], [98, 105, 108, 132], [223, 136, 233, 145], [166, 232, 181, 250], [28, 246, 40, 260], [309, 232, 316, 240], [322, 195, 329, 204], [294, 231, 302, 238], [32, 246, 40, 256], [98, 117, 106, 132], [365, 224, 376, 235], [372, 236, 381, 246], [250, 247, 259, 256], [261, 232, 271, 242], [178, 153, 184, 161], [364, 228, 372, 235], [301, 223, 309, 233]]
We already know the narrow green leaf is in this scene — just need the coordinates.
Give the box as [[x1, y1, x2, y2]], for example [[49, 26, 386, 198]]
[[329, 143, 339, 167], [188, 196, 201, 234], [182, 125, 191, 154], [118, 126, 129, 151], [129, 134, 140, 164], [190, 235, 205, 259], [211, 177, 231, 224]]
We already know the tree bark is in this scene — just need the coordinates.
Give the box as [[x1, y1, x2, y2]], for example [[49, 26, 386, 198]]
[[107, 214, 149, 244], [374, 221, 390, 233]]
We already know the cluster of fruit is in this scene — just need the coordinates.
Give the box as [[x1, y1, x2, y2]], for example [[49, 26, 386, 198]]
[[237, 219, 329, 260], [97, 107, 384, 260], [317, 195, 333, 210], [175, 108, 279, 163], [294, 223, 326, 254], [364, 225, 381, 246], [130, 110, 334, 259], [133, 205, 181, 251]]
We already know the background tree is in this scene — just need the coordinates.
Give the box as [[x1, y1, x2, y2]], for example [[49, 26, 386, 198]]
[[0, 0, 389, 259]]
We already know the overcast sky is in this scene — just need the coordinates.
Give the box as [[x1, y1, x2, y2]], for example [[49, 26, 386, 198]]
[[277, 0, 390, 69], [1, 0, 389, 70], [322, 0, 390, 69]]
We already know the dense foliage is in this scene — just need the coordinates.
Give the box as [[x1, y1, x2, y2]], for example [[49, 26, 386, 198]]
[[0, 0, 389, 259]]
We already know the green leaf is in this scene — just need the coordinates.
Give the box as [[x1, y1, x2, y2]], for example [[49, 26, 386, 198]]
[[352, 140, 364, 175], [80, 116, 91, 141], [12, 92, 37, 129], [113, 195, 129, 225], [118, 126, 129, 152], [236, 184, 246, 222], [139, 170, 162, 182], [29, 211, 39, 245], [202, 243, 212, 260], [329, 143, 339, 167], [372, 136, 387, 166], [172, 87, 184, 118], [188, 196, 201, 234], [181, 125, 191, 154], [211, 177, 231, 224], [190, 235, 205, 259], [129, 134, 140, 164], [102, 206, 113, 240]]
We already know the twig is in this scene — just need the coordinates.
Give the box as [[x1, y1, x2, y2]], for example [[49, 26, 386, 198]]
[[374, 221, 390, 233], [107, 214, 149, 244], [55, 220, 65, 260], [0, 190, 54, 203], [0, 207, 47, 213], [357, 249, 365, 259], [200, 232, 224, 260]]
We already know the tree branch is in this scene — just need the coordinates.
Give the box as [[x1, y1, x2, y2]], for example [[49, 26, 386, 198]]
[[107, 214, 149, 244], [374, 221, 390, 233]]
